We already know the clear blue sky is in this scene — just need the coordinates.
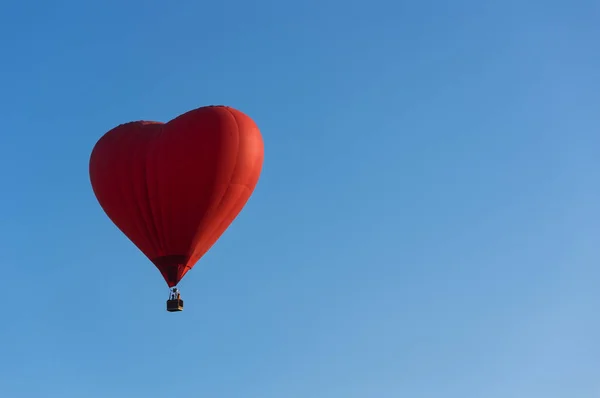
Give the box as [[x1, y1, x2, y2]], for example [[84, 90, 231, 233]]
[[1, 0, 599, 397]]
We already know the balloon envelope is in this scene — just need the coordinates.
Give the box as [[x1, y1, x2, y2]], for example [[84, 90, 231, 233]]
[[89, 105, 264, 287]]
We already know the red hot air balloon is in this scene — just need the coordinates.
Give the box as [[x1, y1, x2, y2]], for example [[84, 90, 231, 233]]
[[89, 105, 264, 311]]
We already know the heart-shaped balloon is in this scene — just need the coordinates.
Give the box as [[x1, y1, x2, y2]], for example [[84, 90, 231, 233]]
[[89, 105, 264, 287]]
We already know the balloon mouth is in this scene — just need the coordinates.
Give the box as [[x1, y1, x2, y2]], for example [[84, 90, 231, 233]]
[[152, 255, 190, 287]]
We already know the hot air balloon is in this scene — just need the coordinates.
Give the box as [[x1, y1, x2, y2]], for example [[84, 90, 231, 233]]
[[89, 105, 264, 312]]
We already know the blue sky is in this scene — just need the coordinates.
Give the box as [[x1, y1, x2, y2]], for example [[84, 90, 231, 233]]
[[1, 0, 599, 397]]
